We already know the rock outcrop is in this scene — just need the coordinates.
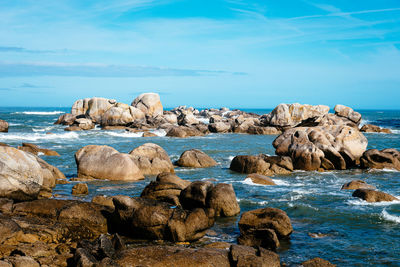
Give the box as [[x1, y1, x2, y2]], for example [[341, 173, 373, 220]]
[[230, 155, 293, 176], [176, 149, 217, 168], [72, 97, 116, 123], [360, 149, 400, 171], [341, 180, 375, 190], [100, 103, 145, 126], [0, 119, 9, 132], [360, 124, 392, 134], [334, 104, 361, 125], [75, 145, 144, 181], [131, 93, 163, 118], [352, 189, 398, 203], [129, 143, 174, 175], [273, 125, 368, 171]]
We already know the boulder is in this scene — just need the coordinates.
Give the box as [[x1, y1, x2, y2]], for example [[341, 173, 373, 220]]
[[316, 113, 358, 128], [245, 173, 276, 185], [208, 122, 231, 133], [91, 195, 115, 210], [360, 124, 391, 134], [54, 113, 76, 125], [74, 118, 95, 130], [142, 132, 157, 137], [166, 126, 205, 138], [334, 104, 361, 124], [302, 257, 336, 267], [100, 104, 145, 126], [238, 207, 292, 250], [229, 245, 280, 267], [352, 189, 398, 203], [207, 183, 240, 217], [247, 126, 281, 135], [273, 125, 368, 170], [17, 143, 60, 156], [230, 155, 293, 176], [131, 93, 163, 117], [177, 111, 199, 126], [163, 113, 178, 124], [176, 149, 217, 168], [263, 103, 330, 128], [180, 181, 214, 210], [360, 149, 400, 171], [72, 183, 89, 195], [129, 143, 174, 176], [72, 97, 116, 123], [341, 180, 375, 190], [0, 119, 9, 132], [75, 145, 144, 181], [35, 156, 66, 189]]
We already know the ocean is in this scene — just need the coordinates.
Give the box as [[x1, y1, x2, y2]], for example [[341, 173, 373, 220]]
[[0, 107, 399, 266]]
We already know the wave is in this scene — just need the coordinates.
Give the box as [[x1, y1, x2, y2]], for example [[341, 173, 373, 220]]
[[0, 132, 79, 142], [196, 117, 209, 124], [347, 198, 400, 207], [32, 126, 57, 132], [105, 129, 166, 138], [381, 209, 400, 223], [242, 178, 275, 186], [13, 111, 65, 115], [359, 119, 371, 128]]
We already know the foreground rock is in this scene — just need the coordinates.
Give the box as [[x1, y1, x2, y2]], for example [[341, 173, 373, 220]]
[[129, 143, 174, 175], [245, 173, 276, 185], [75, 145, 143, 181], [302, 257, 336, 267], [230, 155, 293, 176], [0, 119, 9, 132], [273, 125, 368, 171], [352, 189, 398, 203], [0, 146, 64, 201], [238, 207, 292, 250], [360, 149, 400, 171], [360, 124, 392, 134], [176, 149, 217, 168], [17, 143, 60, 156], [341, 180, 375, 190]]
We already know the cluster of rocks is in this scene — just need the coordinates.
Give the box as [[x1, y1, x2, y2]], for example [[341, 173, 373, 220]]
[[341, 179, 398, 203]]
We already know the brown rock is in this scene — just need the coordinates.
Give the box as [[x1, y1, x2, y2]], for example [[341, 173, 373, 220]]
[[3, 256, 40, 267], [341, 180, 375, 190], [207, 183, 240, 217], [129, 143, 174, 175], [229, 245, 281, 267], [72, 183, 89, 195], [230, 155, 293, 176], [142, 131, 157, 137], [92, 195, 115, 209], [360, 124, 391, 134], [208, 122, 231, 133], [179, 181, 214, 210], [0, 119, 9, 133], [166, 126, 204, 138], [131, 93, 163, 118], [352, 189, 398, 203], [246, 173, 276, 185], [302, 257, 336, 267], [360, 149, 400, 171], [247, 126, 281, 135], [334, 104, 361, 124], [176, 149, 217, 168], [18, 143, 60, 156], [54, 113, 76, 125]]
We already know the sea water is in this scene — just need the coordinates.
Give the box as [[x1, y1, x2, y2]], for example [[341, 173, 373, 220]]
[[0, 107, 399, 266]]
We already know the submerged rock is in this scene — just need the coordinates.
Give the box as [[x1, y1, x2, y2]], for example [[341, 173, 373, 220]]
[[352, 189, 398, 203], [17, 143, 60, 156], [0, 119, 9, 132], [230, 155, 293, 176], [245, 173, 276, 185], [176, 149, 217, 168], [360, 124, 392, 134], [302, 257, 336, 267], [341, 180, 375, 190], [360, 148, 400, 171]]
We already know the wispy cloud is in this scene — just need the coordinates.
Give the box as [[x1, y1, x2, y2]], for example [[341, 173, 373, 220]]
[[0, 46, 62, 54], [0, 61, 246, 78]]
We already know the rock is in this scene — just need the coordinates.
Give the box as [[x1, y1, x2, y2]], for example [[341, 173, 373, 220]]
[[334, 104, 361, 124], [230, 155, 293, 176], [263, 103, 330, 128], [179, 181, 214, 210], [72, 183, 89, 195], [64, 125, 82, 131], [142, 132, 157, 137], [129, 143, 174, 176], [247, 126, 281, 135], [177, 111, 200, 126], [166, 126, 204, 138], [208, 122, 231, 133], [114, 246, 230, 267], [131, 93, 163, 117], [316, 113, 358, 128], [352, 189, 398, 203], [207, 183, 240, 217], [229, 245, 280, 267], [360, 124, 392, 134], [75, 145, 144, 181], [245, 173, 276, 185], [238, 207, 292, 250], [273, 125, 368, 170], [0, 119, 9, 132], [3, 256, 40, 267], [54, 113, 76, 125], [92, 195, 115, 210], [302, 257, 336, 267], [360, 149, 400, 171], [0, 146, 44, 201], [100, 104, 145, 126], [341, 180, 375, 190], [17, 143, 60, 156], [74, 118, 95, 130], [176, 149, 217, 168], [72, 97, 116, 123]]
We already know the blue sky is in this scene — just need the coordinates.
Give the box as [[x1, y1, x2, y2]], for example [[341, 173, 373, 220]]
[[1, 0, 400, 109]]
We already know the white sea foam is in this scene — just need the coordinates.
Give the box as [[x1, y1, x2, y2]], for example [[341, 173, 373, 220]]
[[32, 126, 56, 132], [105, 131, 143, 138], [359, 119, 371, 128], [8, 123, 23, 126], [153, 129, 167, 137], [347, 198, 400, 207], [0, 132, 79, 142], [390, 129, 400, 134], [287, 203, 319, 211], [196, 117, 209, 124], [228, 156, 235, 161], [242, 178, 273, 186], [381, 209, 400, 223], [274, 179, 290, 186], [13, 111, 65, 115]]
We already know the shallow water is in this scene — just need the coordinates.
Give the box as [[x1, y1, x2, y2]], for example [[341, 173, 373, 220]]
[[0, 107, 399, 266]]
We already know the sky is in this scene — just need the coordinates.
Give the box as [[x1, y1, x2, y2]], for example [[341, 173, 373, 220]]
[[1, 0, 400, 109]]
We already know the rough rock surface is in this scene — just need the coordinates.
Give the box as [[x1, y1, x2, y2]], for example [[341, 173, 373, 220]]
[[75, 145, 144, 181], [302, 257, 336, 267], [166, 126, 205, 138], [245, 173, 276, 185], [72, 183, 89, 195], [341, 180, 375, 190], [360, 124, 392, 134], [230, 155, 293, 176], [17, 143, 60, 156], [273, 125, 368, 170], [131, 93, 163, 117], [72, 97, 116, 122], [360, 149, 400, 171], [100, 104, 145, 126], [208, 122, 232, 133], [334, 104, 361, 124], [0, 119, 9, 132], [352, 189, 398, 203], [129, 143, 174, 175], [207, 183, 240, 217], [176, 149, 217, 168]]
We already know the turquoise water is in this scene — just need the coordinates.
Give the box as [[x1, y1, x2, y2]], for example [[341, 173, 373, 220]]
[[0, 107, 399, 266]]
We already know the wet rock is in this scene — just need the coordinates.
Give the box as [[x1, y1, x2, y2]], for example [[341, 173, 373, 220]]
[[230, 155, 293, 176], [131, 93, 163, 118], [341, 180, 375, 190], [92, 195, 115, 210], [352, 189, 398, 203], [229, 245, 280, 267], [245, 173, 276, 185], [238, 207, 292, 250], [129, 143, 174, 176], [166, 125, 205, 138], [302, 257, 336, 267], [142, 131, 157, 137], [0, 119, 9, 132], [17, 143, 60, 156], [75, 118, 95, 130], [54, 113, 76, 125], [72, 183, 89, 195], [207, 183, 240, 217], [75, 145, 144, 181], [176, 149, 217, 168], [360, 148, 400, 171], [334, 104, 361, 124], [360, 124, 392, 134]]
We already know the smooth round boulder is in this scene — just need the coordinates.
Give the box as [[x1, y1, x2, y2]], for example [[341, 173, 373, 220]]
[[0, 119, 9, 132], [131, 93, 163, 117], [352, 189, 398, 203], [207, 183, 240, 217], [176, 149, 217, 168], [75, 145, 144, 181], [341, 180, 375, 190], [245, 173, 276, 185]]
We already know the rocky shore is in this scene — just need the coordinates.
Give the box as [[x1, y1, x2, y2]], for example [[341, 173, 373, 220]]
[[1, 94, 399, 266]]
